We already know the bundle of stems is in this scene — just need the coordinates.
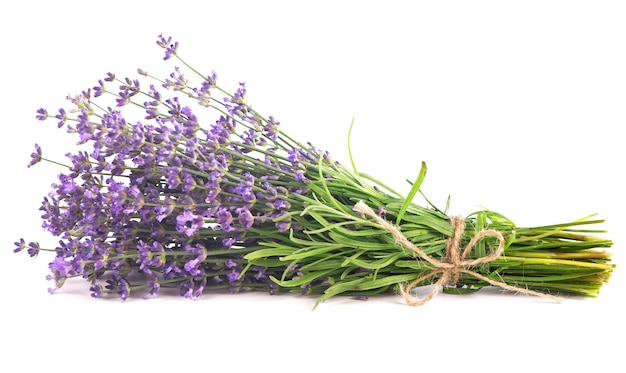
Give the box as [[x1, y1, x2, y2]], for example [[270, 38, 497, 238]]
[[14, 35, 614, 307]]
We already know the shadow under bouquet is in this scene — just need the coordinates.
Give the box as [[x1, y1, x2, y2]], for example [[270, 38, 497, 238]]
[[15, 35, 615, 308]]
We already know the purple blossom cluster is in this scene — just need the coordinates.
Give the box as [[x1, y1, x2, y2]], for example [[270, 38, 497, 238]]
[[16, 35, 334, 300]]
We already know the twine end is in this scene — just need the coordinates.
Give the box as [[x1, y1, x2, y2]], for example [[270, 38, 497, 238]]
[[353, 200, 369, 214]]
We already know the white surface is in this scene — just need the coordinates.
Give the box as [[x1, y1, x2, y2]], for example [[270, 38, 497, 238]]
[[1, 1, 624, 372]]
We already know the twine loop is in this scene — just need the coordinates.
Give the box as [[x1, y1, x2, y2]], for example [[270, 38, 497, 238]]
[[354, 201, 561, 306]]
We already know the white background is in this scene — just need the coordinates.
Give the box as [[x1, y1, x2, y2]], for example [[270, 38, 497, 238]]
[[1, 1, 624, 371]]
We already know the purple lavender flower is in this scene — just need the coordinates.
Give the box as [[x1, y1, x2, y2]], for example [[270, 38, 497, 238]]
[[179, 278, 204, 299], [237, 208, 254, 229], [223, 83, 248, 117], [274, 199, 290, 210], [155, 197, 176, 222], [181, 173, 197, 192], [275, 212, 291, 233], [118, 278, 131, 301], [164, 262, 182, 279], [54, 108, 67, 128], [93, 80, 106, 97], [193, 278, 207, 298], [49, 256, 73, 278], [137, 241, 154, 274], [253, 266, 268, 281], [144, 277, 160, 299], [27, 144, 42, 168], [176, 210, 204, 237], [156, 34, 178, 60], [27, 242, 40, 257], [119, 77, 140, 98], [163, 67, 188, 90], [263, 116, 280, 141], [165, 166, 182, 189], [13, 239, 26, 253], [258, 182, 278, 202], [90, 284, 102, 298], [216, 207, 234, 232], [227, 269, 240, 283], [225, 259, 237, 269], [287, 148, 304, 163], [295, 170, 306, 182], [203, 71, 217, 89], [116, 91, 130, 107], [184, 258, 202, 276], [36, 108, 47, 121]]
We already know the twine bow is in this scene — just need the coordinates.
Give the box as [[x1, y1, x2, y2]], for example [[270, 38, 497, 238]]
[[354, 201, 562, 306]]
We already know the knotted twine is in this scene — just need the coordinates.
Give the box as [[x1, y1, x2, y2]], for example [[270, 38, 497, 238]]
[[353, 201, 562, 306]]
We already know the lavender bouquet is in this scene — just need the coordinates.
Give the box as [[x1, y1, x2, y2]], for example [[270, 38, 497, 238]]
[[15, 35, 614, 307]]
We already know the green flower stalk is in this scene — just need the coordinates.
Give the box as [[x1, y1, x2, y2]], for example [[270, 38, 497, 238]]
[[14, 35, 614, 307]]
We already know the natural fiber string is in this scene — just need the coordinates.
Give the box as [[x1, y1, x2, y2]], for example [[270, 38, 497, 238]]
[[354, 201, 562, 306]]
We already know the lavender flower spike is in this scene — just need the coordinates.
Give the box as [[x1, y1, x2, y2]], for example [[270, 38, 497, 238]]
[[176, 210, 204, 237], [27, 144, 42, 168]]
